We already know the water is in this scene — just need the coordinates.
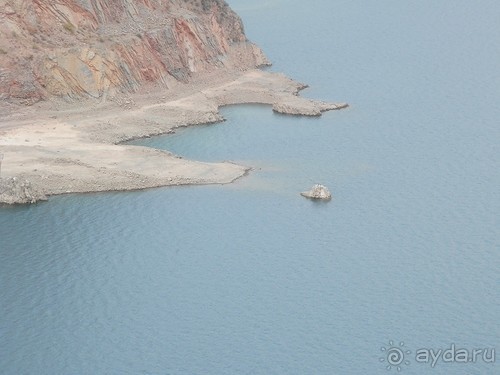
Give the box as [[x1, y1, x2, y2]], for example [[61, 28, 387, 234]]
[[1, 1, 499, 373]]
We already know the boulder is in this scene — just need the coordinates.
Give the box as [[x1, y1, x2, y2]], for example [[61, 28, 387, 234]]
[[300, 184, 332, 200], [0, 177, 48, 205]]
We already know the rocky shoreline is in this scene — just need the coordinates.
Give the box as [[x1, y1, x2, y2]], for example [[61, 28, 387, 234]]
[[0, 0, 349, 205], [0, 69, 347, 205]]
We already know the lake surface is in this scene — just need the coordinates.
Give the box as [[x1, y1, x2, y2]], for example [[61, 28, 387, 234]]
[[1, 0, 499, 373]]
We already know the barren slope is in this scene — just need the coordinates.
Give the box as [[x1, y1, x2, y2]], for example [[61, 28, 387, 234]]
[[0, 0, 269, 103]]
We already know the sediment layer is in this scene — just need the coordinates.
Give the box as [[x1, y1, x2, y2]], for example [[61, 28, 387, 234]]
[[0, 0, 269, 103]]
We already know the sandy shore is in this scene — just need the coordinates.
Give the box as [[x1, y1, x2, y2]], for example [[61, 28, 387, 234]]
[[0, 69, 347, 204]]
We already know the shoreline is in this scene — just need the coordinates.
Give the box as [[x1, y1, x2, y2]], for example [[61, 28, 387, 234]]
[[0, 69, 347, 204]]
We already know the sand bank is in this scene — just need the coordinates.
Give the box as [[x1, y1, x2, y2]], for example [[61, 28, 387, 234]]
[[0, 70, 347, 204]]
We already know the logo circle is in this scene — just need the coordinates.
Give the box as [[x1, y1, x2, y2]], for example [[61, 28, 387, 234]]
[[386, 347, 405, 366]]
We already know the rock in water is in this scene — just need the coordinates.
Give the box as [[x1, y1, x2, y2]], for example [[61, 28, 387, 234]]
[[0, 177, 47, 204], [300, 184, 332, 200]]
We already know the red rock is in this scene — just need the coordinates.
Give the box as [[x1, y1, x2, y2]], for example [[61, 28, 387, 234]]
[[0, 0, 270, 102]]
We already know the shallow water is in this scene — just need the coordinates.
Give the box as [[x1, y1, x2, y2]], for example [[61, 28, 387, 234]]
[[1, 0, 499, 373]]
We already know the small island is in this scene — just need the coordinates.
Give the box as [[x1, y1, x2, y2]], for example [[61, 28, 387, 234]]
[[301, 184, 332, 201]]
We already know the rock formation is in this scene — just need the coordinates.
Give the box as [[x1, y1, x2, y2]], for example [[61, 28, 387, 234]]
[[0, 177, 47, 204], [273, 100, 348, 116], [301, 184, 332, 200], [0, 0, 269, 103], [0, 1, 349, 205]]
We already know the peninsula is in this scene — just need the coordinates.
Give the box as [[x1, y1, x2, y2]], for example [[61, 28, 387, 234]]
[[0, 0, 347, 204]]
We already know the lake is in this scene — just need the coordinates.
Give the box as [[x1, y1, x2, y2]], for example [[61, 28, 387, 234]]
[[1, 0, 499, 373]]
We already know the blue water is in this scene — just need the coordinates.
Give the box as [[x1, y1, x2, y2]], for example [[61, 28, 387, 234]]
[[1, 1, 499, 374]]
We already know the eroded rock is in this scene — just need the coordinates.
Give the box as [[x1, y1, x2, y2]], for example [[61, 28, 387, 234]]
[[301, 184, 332, 200], [0, 0, 270, 102], [273, 100, 348, 116], [0, 177, 48, 204]]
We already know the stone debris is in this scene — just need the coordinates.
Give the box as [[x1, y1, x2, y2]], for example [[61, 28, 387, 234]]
[[0, 177, 48, 204]]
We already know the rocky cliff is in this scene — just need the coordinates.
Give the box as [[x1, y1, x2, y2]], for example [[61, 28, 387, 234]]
[[0, 0, 269, 103]]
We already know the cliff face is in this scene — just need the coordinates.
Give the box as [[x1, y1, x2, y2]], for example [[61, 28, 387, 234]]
[[0, 0, 269, 102]]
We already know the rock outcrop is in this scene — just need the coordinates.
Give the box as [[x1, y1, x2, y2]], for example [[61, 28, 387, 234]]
[[0, 177, 47, 204], [301, 184, 332, 200], [273, 100, 348, 116], [0, 0, 270, 103]]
